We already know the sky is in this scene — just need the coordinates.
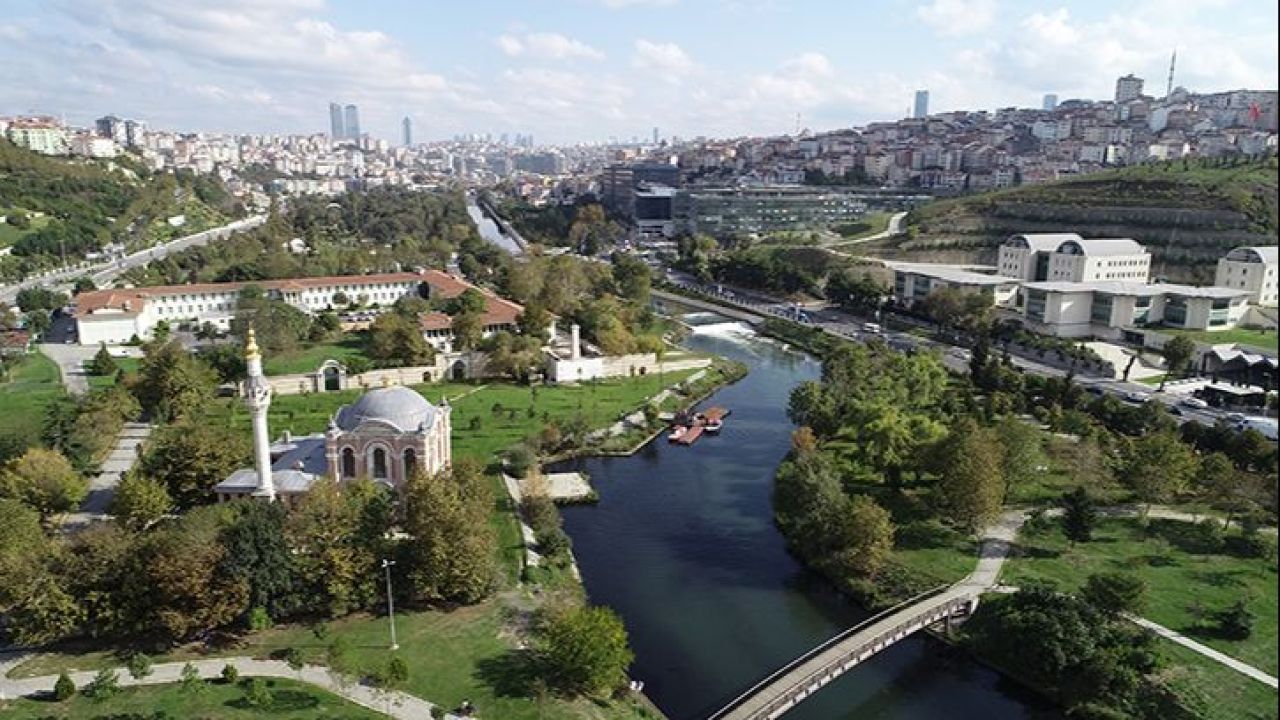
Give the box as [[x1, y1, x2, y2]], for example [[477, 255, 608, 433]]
[[0, 0, 1276, 145]]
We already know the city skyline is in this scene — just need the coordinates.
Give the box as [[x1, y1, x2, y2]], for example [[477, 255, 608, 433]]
[[0, 0, 1275, 144]]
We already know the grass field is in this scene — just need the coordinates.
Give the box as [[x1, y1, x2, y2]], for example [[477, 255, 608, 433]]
[[1156, 638, 1278, 720], [0, 352, 65, 452], [261, 337, 371, 376], [0, 677, 384, 720], [203, 369, 700, 463], [1161, 326, 1279, 352], [84, 357, 141, 390], [1003, 517, 1279, 675], [0, 213, 50, 249]]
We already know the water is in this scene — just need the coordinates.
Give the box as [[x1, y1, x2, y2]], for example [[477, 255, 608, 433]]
[[557, 320, 1058, 720], [466, 200, 522, 254]]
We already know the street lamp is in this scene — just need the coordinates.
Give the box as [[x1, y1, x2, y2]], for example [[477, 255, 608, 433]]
[[381, 558, 399, 651]]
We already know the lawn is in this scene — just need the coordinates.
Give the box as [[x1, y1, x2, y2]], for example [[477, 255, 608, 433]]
[[830, 211, 892, 243], [1161, 326, 1279, 352], [203, 370, 701, 464], [0, 677, 384, 719], [1003, 517, 1279, 675], [0, 213, 50, 249], [1155, 638, 1278, 720], [1005, 434, 1131, 506], [0, 352, 65, 452], [262, 337, 371, 376], [84, 357, 141, 390]]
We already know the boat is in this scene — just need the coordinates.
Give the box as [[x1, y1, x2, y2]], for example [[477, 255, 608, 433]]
[[667, 425, 688, 442], [700, 407, 730, 434], [676, 425, 705, 445]]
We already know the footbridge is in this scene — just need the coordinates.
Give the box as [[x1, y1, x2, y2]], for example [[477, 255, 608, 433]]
[[706, 585, 980, 720]]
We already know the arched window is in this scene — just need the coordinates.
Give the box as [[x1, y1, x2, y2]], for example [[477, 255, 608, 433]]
[[403, 448, 417, 478], [341, 447, 357, 478], [372, 447, 388, 479]]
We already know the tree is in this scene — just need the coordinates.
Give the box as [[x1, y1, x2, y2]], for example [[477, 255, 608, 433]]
[[220, 500, 299, 621], [286, 478, 389, 618], [132, 338, 217, 422], [1061, 486, 1097, 545], [450, 310, 483, 351], [401, 464, 497, 604], [243, 677, 274, 708], [535, 605, 634, 697], [1081, 572, 1146, 615], [127, 652, 154, 680], [824, 494, 895, 579], [366, 311, 434, 368], [109, 473, 172, 530], [611, 252, 652, 304], [284, 647, 305, 673], [87, 344, 118, 376], [1195, 452, 1248, 529], [53, 672, 76, 701], [0, 447, 87, 519], [937, 419, 1005, 532], [24, 309, 50, 339], [1118, 431, 1198, 517], [141, 511, 250, 642], [83, 668, 120, 700], [1159, 335, 1196, 390], [141, 420, 250, 508], [231, 284, 312, 353], [221, 663, 240, 685], [72, 276, 97, 294], [384, 655, 409, 688], [1216, 600, 1254, 639], [994, 417, 1047, 498]]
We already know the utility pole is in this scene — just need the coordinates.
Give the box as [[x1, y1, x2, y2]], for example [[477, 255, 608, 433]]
[[382, 558, 399, 651]]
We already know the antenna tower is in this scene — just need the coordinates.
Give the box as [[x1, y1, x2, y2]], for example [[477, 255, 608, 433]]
[[1166, 48, 1177, 97]]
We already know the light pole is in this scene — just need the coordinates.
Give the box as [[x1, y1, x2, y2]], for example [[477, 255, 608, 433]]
[[381, 558, 399, 651]]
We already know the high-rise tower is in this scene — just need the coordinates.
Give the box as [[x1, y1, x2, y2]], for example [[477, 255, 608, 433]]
[[344, 104, 361, 139], [243, 328, 276, 501], [913, 90, 929, 119], [402, 116, 412, 147], [329, 102, 345, 139]]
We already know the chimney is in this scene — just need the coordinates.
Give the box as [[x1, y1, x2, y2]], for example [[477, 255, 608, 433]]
[[570, 323, 581, 360]]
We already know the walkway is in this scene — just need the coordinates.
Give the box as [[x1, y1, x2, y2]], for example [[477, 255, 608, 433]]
[[1126, 615, 1278, 689], [0, 655, 465, 719], [60, 421, 153, 529], [708, 509, 1025, 720], [37, 343, 94, 395], [820, 211, 907, 249]]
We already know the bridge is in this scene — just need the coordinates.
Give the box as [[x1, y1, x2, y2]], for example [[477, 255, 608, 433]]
[[705, 510, 1023, 720], [652, 289, 768, 326]]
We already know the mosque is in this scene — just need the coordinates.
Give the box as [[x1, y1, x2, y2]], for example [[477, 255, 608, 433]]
[[213, 329, 452, 504]]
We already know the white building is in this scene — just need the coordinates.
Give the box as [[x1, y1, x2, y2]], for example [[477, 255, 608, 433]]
[[73, 269, 520, 347], [892, 265, 1021, 307], [997, 233, 1150, 284], [1115, 74, 1144, 104], [1017, 281, 1251, 338], [1215, 246, 1278, 307], [6, 119, 68, 155]]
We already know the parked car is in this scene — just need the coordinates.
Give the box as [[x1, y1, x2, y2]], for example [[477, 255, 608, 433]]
[[1180, 397, 1209, 409], [1123, 390, 1149, 403]]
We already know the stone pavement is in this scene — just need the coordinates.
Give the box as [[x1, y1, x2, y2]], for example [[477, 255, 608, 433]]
[[60, 421, 153, 529]]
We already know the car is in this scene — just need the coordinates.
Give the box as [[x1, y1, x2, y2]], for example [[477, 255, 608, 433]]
[[1123, 391, 1149, 403], [1179, 397, 1209, 409], [1226, 412, 1247, 423], [1168, 405, 1184, 417]]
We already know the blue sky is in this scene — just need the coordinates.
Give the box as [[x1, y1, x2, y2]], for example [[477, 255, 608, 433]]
[[1, 0, 1275, 144]]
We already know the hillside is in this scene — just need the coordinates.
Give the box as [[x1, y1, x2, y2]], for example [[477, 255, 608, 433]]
[[870, 157, 1278, 283], [0, 140, 239, 282]]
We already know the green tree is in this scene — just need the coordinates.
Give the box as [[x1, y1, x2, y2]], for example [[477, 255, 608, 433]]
[[401, 464, 497, 604], [53, 671, 75, 701], [132, 338, 217, 421], [611, 252, 652, 304], [366, 311, 434, 368], [1081, 572, 1146, 615], [220, 500, 299, 620], [384, 655, 409, 688], [0, 447, 87, 519], [1118, 431, 1198, 517], [1217, 600, 1254, 639], [1159, 335, 1196, 390], [286, 478, 388, 617], [141, 510, 250, 642], [1195, 452, 1248, 529], [87, 344, 118, 376], [231, 284, 313, 353], [824, 494, 895, 579], [221, 663, 240, 685], [243, 677, 274, 708], [994, 417, 1047, 498], [127, 652, 153, 680], [937, 419, 1005, 532], [83, 668, 120, 700], [109, 473, 172, 531], [535, 605, 634, 697], [450, 310, 483, 350], [1061, 486, 1097, 545], [141, 420, 250, 508]]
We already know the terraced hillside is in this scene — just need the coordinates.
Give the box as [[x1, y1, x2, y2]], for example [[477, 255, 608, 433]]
[[867, 157, 1278, 283]]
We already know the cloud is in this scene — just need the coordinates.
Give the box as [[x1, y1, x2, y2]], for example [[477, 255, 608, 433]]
[[631, 39, 695, 80], [597, 0, 678, 8], [495, 32, 604, 60], [916, 0, 997, 36]]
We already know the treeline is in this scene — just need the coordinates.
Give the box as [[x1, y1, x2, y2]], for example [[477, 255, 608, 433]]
[[496, 197, 624, 255], [0, 459, 496, 648]]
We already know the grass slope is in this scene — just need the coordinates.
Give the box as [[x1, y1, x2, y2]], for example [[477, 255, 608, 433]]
[[0, 352, 65, 453]]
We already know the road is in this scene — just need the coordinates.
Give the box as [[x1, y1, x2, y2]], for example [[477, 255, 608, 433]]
[[661, 271, 1230, 427], [1, 215, 266, 306]]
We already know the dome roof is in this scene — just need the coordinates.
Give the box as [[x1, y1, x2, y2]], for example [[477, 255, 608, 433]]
[[336, 387, 438, 433]]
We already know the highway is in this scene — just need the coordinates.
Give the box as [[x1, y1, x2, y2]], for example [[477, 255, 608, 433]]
[[1, 214, 266, 305]]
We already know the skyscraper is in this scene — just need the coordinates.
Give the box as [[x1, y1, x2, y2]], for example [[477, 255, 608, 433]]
[[343, 104, 361, 139], [329, 102, 345, 139], [402, 116, 412, 147], [652, 126, 659, 144], [1042, 94, 1058, 111], [913, 90, 929, 119]]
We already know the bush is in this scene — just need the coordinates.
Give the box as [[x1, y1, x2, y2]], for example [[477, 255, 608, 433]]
[[221, 663, 239, 685], [1216, 601, 1254, 640], [536, 526, 572, 558], [1224, 532, 1277, 560], [83, 668, 120, 700], [243, 677, 274, 708], [53, 672, 75, 701], [504, 443, 537, 478], [246, 606, 273, 631], [127, 652, 153, 679], [1081, 572, 1146, 615]]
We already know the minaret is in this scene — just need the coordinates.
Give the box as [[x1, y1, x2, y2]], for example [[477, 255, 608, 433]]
[[244, 328, 276, 501]]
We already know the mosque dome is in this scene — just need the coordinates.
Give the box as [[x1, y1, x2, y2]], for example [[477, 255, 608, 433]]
[[335, 387, 438, 433]]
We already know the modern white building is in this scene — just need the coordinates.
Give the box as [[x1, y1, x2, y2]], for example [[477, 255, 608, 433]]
[[73, 269, 522, 347], [892, 264, 1021, 307], [997, 233, 1150, 283], [1215, 246, 1278, 307], [1016, 281, 1251, 338]]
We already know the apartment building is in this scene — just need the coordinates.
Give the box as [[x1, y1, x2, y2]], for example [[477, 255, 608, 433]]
[[1215, 246, 1278, 307], [997, 233, 1150, 283]]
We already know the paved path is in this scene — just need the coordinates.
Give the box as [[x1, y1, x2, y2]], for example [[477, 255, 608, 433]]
[[820, 211, 907, 249], [60, 422, 154, 529], [37, 343, 94, 395], [1125, 615, 1278, 689], [0, 655, 467, 718]]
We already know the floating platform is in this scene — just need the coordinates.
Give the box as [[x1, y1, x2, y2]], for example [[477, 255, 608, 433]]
[[675, 425, 705, 445]]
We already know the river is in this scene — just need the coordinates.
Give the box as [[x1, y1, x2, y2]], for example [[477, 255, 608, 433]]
[[465, 198, 523, 254], [556, 318, 1058, 720]]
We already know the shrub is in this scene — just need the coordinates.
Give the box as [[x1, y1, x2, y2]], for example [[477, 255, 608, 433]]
[[1224, 532, 1277, 560], [53, 672, 75, 701], [83, 668, 120, 700], [127, 652, 153, 680], [1081, 572, 1147, 615], [246, 606, 273, 631], [243, 677, 274, 708], [1216, 601, 1254, 640], [221, 663, 240, 685]]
